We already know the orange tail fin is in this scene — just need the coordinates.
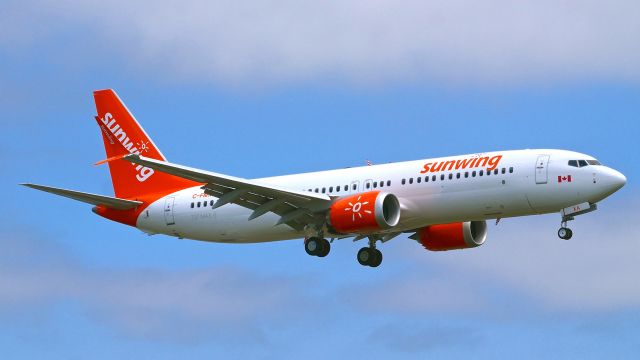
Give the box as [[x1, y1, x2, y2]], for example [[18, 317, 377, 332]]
[[93, 89, 197, 199]]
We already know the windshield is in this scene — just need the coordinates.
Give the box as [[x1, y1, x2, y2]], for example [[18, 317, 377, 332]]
[[568, 159, 602, 168]]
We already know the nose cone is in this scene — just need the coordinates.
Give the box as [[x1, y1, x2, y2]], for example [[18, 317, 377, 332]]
[[600, 167, 626, 195]]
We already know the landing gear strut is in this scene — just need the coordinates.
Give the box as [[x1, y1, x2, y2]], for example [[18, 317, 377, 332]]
[[305, 237, 330, 257], [558, 216, 573, 240], [357, 238, 383, 267]]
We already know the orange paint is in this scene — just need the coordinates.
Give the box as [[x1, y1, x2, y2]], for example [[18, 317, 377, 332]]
[[419, 222, 468, 251], [329, 191, 381, 233], [93, 89, 200, 201], [420, 155, 503, 174]]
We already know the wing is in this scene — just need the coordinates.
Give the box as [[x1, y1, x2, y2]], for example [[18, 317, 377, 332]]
[[21, 183, 143, 210], [122, 154, 332, 230]]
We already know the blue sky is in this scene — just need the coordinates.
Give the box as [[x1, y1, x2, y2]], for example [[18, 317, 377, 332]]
[[1, 1, 639, 358]]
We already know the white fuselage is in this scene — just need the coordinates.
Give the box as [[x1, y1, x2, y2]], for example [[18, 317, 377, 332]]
[[135, 149, 626, 243]]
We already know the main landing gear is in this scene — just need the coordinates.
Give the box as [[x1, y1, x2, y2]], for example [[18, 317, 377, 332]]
[[304, 233, 384, 267], [357, 238, 383, 267], [305, 237, 330, 257]]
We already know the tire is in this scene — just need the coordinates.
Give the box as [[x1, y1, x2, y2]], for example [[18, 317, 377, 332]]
[[564, 228, 573, 240], [369, 249, 383, 267], [305, 237, 321, 256], [318, 238, 331, 257], [558, 227, 569, 240], [357, 247, 372, 266]]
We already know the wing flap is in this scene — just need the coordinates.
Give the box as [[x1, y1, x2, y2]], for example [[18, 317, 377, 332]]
[[123, 154, 330, 203], [21, 183, 142, 210], [121, 154, 331, 228]]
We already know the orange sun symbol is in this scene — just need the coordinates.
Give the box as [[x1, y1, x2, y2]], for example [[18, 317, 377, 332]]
[[136, 140, 150, 153], [344, 196, 372, 222]]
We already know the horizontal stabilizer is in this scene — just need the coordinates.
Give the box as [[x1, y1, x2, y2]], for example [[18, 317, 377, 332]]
[[21, 183, 142, 210]]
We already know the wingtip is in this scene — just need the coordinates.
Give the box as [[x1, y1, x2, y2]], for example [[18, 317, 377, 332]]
[[94, 154, 128, 166]]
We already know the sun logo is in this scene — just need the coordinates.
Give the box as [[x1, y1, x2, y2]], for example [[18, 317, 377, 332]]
[[344, 196, 372, 222], [136, 140, 150, 153]]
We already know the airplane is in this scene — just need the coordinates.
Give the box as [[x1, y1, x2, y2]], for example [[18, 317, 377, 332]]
[[22, 89, 627, 267]]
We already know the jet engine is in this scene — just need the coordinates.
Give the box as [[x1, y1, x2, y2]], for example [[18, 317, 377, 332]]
[[329, 191, 400, 234], [418, 221, 487, 251]]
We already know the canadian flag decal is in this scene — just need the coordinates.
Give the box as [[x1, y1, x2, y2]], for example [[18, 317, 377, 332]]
[[558, 175, 572, 183]]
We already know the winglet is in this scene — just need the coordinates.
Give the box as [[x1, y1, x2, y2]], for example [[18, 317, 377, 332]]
[[95, 154, 128, 166]]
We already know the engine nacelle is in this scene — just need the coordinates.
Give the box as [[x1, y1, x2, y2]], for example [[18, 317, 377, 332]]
[[329, 191, 401, 234], [418, 221, 487, 251]]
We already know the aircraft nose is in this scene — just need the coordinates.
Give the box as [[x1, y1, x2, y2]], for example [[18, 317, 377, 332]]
[[602, 168, 626, 193], [614, 170, 627, 190]]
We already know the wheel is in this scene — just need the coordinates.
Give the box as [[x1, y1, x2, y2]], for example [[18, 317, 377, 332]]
[[558, 227, 572, 240], [317, 238, 331, 257], [305, 237, 321, 256], [369, 249, 383, 267], [564, 228, 573, 240], [357, 247, 373, 266]]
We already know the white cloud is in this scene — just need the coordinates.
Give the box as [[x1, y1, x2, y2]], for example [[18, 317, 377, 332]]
[[0, 231, 310, 342], [3, 0, 640, 87], [354, 198, 640, 315]]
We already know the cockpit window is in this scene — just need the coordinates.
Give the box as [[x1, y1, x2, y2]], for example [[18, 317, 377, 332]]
[[569, 159, 602, 167]]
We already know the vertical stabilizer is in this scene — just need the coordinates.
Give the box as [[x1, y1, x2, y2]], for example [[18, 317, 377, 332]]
[[93, 89, 197, 199]]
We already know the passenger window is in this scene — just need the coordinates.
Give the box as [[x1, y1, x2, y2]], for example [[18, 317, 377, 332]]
[[578, 160, 588, 167], [315, 188, 319, 193], [322, 188, 326, 193], [432, 175, 436, 182], [402, 179, 406, 185], [373, 182, 377, 188], [417, 177, 421, 183], [352, 184, 357, 190], [329, 186, 333, 192], [465, 172, 469, 178], [509, 167, 514, 173], [441, 174, 445, 181], [448, 173, 453, 180], [409, 178, 414, 184], [502, 168, 506, 174], [425, 176, 429, 182], [456, 173, 460, 179], [494, 169, 498, 175], [479, 170, 484, 176], [387, 180, 391, 186], [210, 200, 214, 206], [337, 186, 341, 192], [197, 201, 201, 208], [486, 169, 491, 176], [344, 185, 348, 190], [191, 202, 194, 208], [380, 181, 385, 187], [472, 171, 476, 177]]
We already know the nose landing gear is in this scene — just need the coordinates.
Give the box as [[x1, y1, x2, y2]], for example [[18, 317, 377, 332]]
[[558, 215, 573, 240], [558, 226, 573, 240]]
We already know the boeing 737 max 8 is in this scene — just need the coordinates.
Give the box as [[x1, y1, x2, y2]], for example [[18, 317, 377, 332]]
[[22, 89, 627, 267]]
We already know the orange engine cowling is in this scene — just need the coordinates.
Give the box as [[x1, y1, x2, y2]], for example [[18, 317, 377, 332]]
[[329, 191, 401, 234], [418, 221, 487, 251]]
